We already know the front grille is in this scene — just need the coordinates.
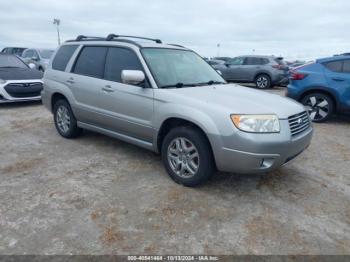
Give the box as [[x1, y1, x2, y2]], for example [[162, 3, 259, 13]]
[[288, 111, 311, 137], [4, 82, 43, 98]]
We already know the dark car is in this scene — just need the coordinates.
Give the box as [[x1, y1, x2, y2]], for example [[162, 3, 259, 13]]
[[287, 55, 350, 122], [212, 55, 289, 88], [1, 47, 27, 57], [0, 54, 43, 103]]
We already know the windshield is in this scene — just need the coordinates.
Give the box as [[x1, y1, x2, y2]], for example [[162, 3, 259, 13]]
[[0, 55, 28, 68], [141, 48, 225, 88], [39, 49, 54, 59]]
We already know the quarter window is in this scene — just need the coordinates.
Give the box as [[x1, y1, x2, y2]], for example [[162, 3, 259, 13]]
[[52, 45, 78, 71], [323, 61, 343, 73], [73, 46, 108, 78], [104, 47, 143, 82], [343, 60, 350, 73]]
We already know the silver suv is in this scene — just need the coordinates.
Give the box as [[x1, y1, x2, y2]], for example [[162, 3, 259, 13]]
[[213, 55, 289, 88], [42, 34, 313, 187]]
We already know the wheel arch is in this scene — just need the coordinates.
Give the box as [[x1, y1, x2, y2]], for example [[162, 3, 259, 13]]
[[299, 88, 337, 112], [254, 71, 272, 81], [51, 92, 69, 112]]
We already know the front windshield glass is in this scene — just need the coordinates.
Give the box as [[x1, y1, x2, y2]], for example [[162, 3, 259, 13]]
[[142, 48, 225, 88], [0, 55, 28, 68], [39, 49, 54, 59]]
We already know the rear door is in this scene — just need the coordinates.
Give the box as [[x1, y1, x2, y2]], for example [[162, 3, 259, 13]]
[[97, 46, 154, 142], [68, 46, 109, 125], [324, 59, 350, 109], [241, 57, 263, 81]]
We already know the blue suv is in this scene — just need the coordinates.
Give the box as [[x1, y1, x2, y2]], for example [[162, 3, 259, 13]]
[[287, 55, 350, 122]]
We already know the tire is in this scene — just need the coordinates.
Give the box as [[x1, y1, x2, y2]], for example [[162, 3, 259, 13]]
[[301, 93, 334, 122], [53, 99, 82, 138], [255, 74, 271, 89], [161, 126, 215, 187]]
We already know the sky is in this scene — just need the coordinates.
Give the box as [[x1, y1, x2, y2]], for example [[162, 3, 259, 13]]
[[0, 0, 349, 61]]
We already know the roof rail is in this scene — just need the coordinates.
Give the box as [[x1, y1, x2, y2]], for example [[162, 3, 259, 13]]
[[168, 44, 186, 48], [76, 35, 105, 41], [106, 34, 162, 44]]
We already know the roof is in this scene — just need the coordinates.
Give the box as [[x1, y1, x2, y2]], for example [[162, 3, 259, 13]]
[[316, 55, 350, 63]]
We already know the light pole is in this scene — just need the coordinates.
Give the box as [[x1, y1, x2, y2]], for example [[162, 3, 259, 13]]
[[53, 18, 61, 46], [217, 43, 221, 57]]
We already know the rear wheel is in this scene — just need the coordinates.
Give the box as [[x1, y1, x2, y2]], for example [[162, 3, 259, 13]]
[[301, 93, 334, 122], [255, 74, 271, 89], [53, 99, 82, 138], [161, 126, 215, 187]]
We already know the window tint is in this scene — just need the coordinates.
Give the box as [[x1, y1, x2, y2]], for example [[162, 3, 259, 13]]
[[23, 50, 34, 58], [73, 46, 107, 78], [52, 45, 78, 71], [324, 60, 343, 73], [343, 60, 350, 73], [228, 57, 244, 65], [245, 57, 263, 65], [104, 47, 143, 82]]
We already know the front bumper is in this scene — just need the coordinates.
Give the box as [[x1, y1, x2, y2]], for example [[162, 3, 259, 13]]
[[0, 79, 43, 103], [211, 120, 313, 174]]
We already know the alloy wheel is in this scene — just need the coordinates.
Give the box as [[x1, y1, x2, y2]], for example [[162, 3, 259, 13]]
[[167, 137, 200, 178], [304, 96, 329, 121], [256, 76, 269, 88], [56, 105, 71, 134]]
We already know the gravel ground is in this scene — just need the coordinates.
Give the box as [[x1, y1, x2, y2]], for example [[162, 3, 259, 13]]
[[0, 87, 349, 255]]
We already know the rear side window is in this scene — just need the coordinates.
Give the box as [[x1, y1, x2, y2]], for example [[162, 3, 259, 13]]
[[245, 57, 260, 65], [323, 60, 343, 73], [52, 45, 78, 71], [342, 60, 350, 73], [73, 46, 108, 78], [104, 47, 143, 82]]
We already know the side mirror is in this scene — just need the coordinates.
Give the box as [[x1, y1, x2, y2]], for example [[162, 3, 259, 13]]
[[31, 57, 39, 61], [28, 63, 36, 69], [121, 70, 145, 85], [225, 63, 230, 67]]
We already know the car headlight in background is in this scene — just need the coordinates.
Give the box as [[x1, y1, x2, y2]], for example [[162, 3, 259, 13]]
[[231, 114, 280, 133], [0, 79, 6, 84]]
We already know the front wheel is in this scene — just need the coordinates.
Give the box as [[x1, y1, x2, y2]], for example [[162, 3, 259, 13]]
[[255, 74, 271, 89], [161, 127, 215, 187], [301, 93, 334, 122]]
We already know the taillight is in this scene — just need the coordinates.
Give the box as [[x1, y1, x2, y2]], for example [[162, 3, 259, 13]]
[[272, 64, 283, 70], [290, 70, 308, 80]]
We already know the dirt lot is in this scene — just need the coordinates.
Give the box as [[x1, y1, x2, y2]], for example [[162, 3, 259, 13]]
[[0, 87, 349, 255]]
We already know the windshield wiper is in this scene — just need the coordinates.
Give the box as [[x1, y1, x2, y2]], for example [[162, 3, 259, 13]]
[[195, 80, 226, 86], [161, 83, 197, 89]]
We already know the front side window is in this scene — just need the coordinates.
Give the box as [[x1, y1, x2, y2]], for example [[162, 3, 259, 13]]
[[52, 45, 78, 71], [228, 57, 244, 65], [104, 47, 143, 82], [39, 49, 54, 59], [23, 49, 34, 58], [142, 48, 225, 88], [73, 46, 108, 78]]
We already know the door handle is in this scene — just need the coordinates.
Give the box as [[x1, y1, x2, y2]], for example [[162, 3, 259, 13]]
[[332, 77, 345, 82], [102, 85, 114, 93], [66, 78, 75, 84]]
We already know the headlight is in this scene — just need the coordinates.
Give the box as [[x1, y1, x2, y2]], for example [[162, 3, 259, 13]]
[[0, 79, 6, 84], [231, 114, 280, 133]]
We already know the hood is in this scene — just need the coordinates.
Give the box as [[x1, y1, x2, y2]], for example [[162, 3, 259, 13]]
[[0, 67, 43, 80], [163, 84, 305, 119]]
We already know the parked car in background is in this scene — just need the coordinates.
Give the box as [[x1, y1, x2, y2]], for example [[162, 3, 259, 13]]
[[42, 34, 312, 187], [1, 47, 27, 57], [212, 57, 232, 62], [207, 59, 225, 66], [287, 55, 350, 122], [212, 55, 289, 89], [0, 54, 43, 103], [22, 48, 55, 72]]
